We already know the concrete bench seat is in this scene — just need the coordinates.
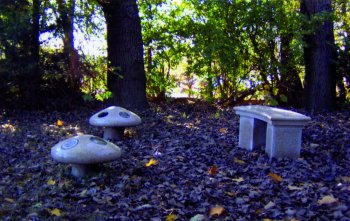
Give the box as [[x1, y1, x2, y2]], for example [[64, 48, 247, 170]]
[[233, 105, 311, 159]]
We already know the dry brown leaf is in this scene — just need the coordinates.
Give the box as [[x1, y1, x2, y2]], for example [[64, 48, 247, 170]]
[[219, 127, 228, 134], [310, 143, 319, 148], [50, 208, 61, 216], [124, 129, 135, 138], [166, 213, 177, 221], [47, 179, 56, 185], [341, 176, 350, 183], [268, 172, 283, 182], [185, 123, 194, 129], [145, 158, 158, 167], [225, 191, 237, 197], [287, 185, 303, 191], [264, 201, 275, 210], [233, 158, 245, 164], [56, 120, 64, 126], [232, 177, 244, 183], [318, 195, 338, 205], [4, 198, 15, 203], [190, 214, 206, 221], [208, 165, 218, 175], [210, 205, 225, 216], [58, 179, 71, 188]]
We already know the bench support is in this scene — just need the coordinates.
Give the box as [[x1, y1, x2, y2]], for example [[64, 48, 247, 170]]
[[234, 105, 310, 159], [265, 124, 303, 159], [239, 117, 304, 158], [238, 116, 266, 150]]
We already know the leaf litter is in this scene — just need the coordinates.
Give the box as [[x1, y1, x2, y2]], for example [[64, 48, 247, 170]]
[[0, 101, 350, 220]]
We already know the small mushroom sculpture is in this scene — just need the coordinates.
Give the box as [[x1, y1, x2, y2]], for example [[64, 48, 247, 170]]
[[89, 106, 142, 140], [51, 135, 122, 178]]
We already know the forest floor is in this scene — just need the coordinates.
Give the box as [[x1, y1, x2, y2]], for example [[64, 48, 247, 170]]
[[0, 100, 350, 221]]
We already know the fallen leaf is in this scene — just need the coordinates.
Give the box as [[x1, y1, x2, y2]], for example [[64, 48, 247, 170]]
[[133, 204, 154, 211], [56, 120, 64, 126], [145, 158, 158, 167], [287, 185, 303, 191], [219, 127, 227, 134], [4, 198, 15, 203], [58, 179, 71, 188], [233, 158, 245, 164], [33, 202, 42, 208], [225, 191, 237, 197], [50, 208, 61, 216], [210, 205, 225, 216], [264, 201, 275, 210], [79, 189, 88, 197], [310, 143, 319, 148], [185, 123, 194, 129], [232, 177, 244, 183], [47, 179, 56, 185], [318, 195, 338, 205], [190, 214, 206, 221], [208, 165, 218, 175], [268, 172, 283, 182], [166, 213, 177, 221], [124, 129, 135, 138], [341, 176, 350, 183]]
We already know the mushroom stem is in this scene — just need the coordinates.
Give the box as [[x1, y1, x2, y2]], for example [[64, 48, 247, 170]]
[[71, 164, 98, 178], [103, 127, 125, 140]]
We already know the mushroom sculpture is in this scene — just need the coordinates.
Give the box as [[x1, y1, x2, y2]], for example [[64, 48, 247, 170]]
[[51, 135, 122, 177], [89, 106, 142, 140]]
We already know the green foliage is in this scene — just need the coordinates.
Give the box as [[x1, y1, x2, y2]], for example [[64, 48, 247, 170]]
[[0, 0, 110, 108], [0, 0, 38, 107], [139, 0, 184, 99], [80, 56, 112, 101], [39, 47, 110, 106], [1, 0, 349, 107], [139, 0, 311, 105], [39, 49, 84, 106], [333, 0, 350, 102]]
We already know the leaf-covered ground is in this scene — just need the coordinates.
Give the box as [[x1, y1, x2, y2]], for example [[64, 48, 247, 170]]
[[1, 100, 350, 221]]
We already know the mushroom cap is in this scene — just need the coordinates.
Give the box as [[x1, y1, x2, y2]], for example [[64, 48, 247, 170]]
[[51, 135, 122, 164], [89, 106, 142, 127]]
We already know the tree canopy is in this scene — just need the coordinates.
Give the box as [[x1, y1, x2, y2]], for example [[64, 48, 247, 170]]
[[0, 0, 349, 111]]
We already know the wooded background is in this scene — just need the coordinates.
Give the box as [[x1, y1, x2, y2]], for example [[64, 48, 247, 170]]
[[0, 0, 349, 111]]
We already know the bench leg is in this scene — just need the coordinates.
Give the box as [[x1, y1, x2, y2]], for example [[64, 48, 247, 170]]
[[265, 124, 303, 159], [238, 116, 267, 150]]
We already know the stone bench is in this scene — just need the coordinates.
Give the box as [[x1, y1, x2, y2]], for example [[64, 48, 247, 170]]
[[233, 105, 311, 159]]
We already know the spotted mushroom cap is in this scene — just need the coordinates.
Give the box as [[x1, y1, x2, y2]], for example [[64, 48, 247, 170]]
[[89, 106, 142, 127], [51, 135, 122, 164]]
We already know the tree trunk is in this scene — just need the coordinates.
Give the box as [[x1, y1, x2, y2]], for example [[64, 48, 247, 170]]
[[31, 0, 40, 68], [301, 0, 336, 111], [23, 0, 41, 108], [99, 0, 148, 109], [57, 0, 81, 91]]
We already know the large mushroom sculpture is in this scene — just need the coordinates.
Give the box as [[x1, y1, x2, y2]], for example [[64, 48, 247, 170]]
[[89, 106, 142, 140], [51, 135, 122, 178]]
